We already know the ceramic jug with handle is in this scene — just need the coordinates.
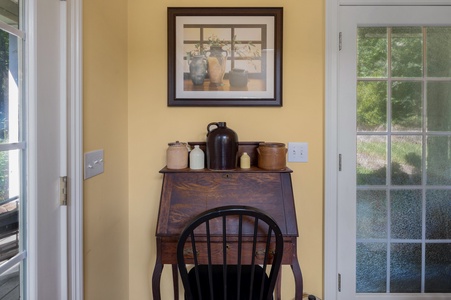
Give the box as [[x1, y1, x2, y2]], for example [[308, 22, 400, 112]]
[[206, 122, 238, 170]]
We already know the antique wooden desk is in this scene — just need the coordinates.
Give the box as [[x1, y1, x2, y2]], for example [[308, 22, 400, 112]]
[[152, 167, 303, 300]]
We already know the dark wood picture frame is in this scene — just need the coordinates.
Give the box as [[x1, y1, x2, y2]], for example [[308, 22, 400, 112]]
[[167, 7, 283, 107]]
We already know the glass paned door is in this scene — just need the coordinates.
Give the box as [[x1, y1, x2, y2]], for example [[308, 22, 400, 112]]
[[356, 26, 451, 294], [0, 2, 24, 299]]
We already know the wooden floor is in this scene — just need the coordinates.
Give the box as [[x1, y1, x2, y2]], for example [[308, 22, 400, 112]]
[[0, 268, 19, 300]]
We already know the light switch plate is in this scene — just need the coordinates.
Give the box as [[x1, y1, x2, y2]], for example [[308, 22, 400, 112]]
[[288, 142, 308, 163], [84, 149, 104, 179]]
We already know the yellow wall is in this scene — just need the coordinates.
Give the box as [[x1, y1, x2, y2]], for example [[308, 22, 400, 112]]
[[83, 0, 129, 299], [128, 1, 324, 299], [83, 0, 324, 298]]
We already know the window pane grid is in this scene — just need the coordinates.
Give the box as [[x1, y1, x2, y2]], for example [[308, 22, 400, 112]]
[[357, 26, 451, 293], [183, 24, 266, 75]]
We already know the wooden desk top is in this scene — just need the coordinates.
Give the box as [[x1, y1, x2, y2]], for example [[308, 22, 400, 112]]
[[159, 166, 292, 173]]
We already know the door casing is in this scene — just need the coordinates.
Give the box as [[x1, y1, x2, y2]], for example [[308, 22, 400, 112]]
[[25, 0, 83, 299]]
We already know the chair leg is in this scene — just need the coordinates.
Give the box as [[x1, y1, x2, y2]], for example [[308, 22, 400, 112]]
[[276, 268, 282, 300], [172, 264, 179, 300]]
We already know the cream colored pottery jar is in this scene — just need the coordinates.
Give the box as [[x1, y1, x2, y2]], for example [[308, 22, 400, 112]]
[[166, 141, 188, 169]]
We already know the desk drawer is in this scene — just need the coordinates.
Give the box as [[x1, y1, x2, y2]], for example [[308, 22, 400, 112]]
[[160, 239, 295, 265]]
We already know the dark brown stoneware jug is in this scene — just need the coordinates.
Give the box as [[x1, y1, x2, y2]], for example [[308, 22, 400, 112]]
[[206, 122, 238, 170]]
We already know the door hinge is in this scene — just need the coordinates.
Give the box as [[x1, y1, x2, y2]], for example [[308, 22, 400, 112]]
[[339, 32, 342, 51], [60, 176, 68, 206], [338, 273, 342, 292], [339, 154, 342, 171]]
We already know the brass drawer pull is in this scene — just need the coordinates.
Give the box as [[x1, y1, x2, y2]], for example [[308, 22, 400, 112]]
[[255, 249, 276, 257], [183, 248, 199, 256]]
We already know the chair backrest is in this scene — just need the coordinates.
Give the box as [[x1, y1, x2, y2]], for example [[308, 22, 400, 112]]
[[177, 205, 284, 300]]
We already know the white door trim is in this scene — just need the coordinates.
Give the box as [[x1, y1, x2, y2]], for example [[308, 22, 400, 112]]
[[325, 0, 340, 299], [67, 0, 84, 298], [60, 2, 68, 299], [25, 0, 38, 296], [23, 0, 83, 298]]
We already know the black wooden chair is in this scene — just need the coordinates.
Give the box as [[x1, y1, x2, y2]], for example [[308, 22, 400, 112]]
[[177, 205, 284, 300]]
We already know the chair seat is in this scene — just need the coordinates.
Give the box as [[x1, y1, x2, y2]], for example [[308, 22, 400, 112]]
[[188, 265, 272, 300]]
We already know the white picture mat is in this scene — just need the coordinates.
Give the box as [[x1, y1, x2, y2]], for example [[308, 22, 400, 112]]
[[175, 16, 275, 99]]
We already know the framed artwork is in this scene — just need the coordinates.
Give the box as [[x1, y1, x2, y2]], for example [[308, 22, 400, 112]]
[[167, 7, 283, 107]]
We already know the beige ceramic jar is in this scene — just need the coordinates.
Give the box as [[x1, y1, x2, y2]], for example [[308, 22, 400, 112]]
[[240, 152, 251, 169], [257, 142, 287, 170], [166, 141, 188, 169]]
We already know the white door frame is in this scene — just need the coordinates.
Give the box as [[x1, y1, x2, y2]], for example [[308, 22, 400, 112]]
[[25, 0, 83, 298], [325, 1, 451, 299], [325, 0, 340, 298], [67, 0, 84, 298]]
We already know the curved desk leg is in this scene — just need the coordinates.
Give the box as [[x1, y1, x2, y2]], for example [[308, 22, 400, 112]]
[[172, 264, 179, 300], [291, 241, 304, 300], [152, 239, 163, 300], [152, 261, 163, 300]]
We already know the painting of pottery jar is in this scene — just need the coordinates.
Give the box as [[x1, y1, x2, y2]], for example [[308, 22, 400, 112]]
[[229, 68, 248, 88], [188, 55, 207, 85], [205, 45, 228, 86]]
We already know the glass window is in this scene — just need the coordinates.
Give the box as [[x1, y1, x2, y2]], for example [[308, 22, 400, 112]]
[[0, 0, 24, 298], [356, 26, 451, 293]]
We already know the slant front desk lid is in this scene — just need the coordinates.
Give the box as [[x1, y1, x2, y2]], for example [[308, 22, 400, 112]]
[[156, 168, 298, 238]]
